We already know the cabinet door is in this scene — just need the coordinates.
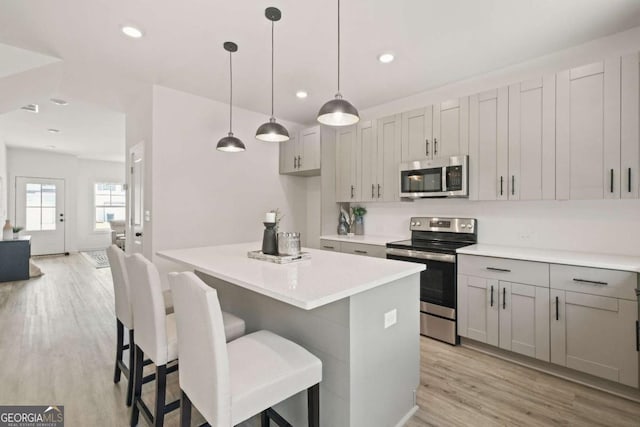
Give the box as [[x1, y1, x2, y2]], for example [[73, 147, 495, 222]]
[[335, 126, 359, 202], [279, 132, 298, 174], [377, 114, 402, 202], [300, 126, 321, 171], [550, 289, 638, 388], [432, 97, 469, 159], [469, 88, 509, 200], [359, 120, 378, 202], [508, 77, 556, 200], [498, 282, 550, 361], [401, 106, 433, 161], [621, 52, 640, 199], [457, 275, 499, 346], [556, 59, 621, 200]]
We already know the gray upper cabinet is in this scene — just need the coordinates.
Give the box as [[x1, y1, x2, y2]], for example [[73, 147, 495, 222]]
[[556, 59, 621, 200], [376, 114, 402, 202], [279, 125, 321, 176], [621, 52, 640, 199], [433, 97, 470, 159], [335, 125, 360, 202], [359, 120, 378, 202], [508, 76, 556, 200], [401, 106, 433, 162]]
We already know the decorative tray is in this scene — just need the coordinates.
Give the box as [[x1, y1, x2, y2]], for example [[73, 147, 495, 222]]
[[247, 250, 311, 264]]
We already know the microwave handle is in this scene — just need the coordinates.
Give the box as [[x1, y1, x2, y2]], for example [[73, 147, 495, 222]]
[[441, 167, 447, 192]]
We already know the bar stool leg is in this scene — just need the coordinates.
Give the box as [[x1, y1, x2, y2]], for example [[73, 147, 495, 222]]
[[130, 345, 144, 427], [126, 329, 135, 406], [154, 365, 167, 427], [179, 390, 192, 427], [260, 411, 269, 427], [307, 383, 319, 427], [114, 319, 124, 383]]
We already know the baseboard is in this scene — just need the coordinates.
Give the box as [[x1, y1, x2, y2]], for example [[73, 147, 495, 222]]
[[395, 405, 418, 427], [460, 338, 640, 403]]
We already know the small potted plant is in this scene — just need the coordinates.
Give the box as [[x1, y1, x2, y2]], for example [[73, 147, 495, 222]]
[[351, 206, 367, 235], [12, 226, 24, 239]]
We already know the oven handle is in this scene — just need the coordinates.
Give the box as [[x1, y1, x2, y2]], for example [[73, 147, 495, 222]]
[[386, 247, 455, 263]]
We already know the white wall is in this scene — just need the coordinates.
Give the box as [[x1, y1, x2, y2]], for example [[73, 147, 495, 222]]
[[321, 26, 640, 257], [7, 147, 124, 252], [149, 85, 307, 279], [0, 139, 7, 219]]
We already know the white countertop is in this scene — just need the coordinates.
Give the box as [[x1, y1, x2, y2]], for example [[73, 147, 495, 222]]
[[320, 234, 406, 246], [457, 244, 640, 273], [157, 242, 424, 310]]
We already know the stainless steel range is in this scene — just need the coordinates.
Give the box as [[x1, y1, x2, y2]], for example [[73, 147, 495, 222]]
[[386, 217, 477, 345]]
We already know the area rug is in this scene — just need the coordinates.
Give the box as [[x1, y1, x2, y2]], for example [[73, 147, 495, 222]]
[[82, 250, 110, 269]]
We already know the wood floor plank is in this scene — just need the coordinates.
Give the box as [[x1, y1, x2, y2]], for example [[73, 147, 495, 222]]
[[0, 254, 638, 426]]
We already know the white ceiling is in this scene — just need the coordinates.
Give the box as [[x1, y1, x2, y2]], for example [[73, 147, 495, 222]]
[[1, 0, 640, 161], [0, 43, 58, 79]]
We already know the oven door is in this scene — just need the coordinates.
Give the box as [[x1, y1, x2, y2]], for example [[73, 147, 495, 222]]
[[386, 248, 456, 317]]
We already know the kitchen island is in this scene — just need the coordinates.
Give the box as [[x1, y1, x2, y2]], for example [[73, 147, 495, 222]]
[[158, 242, 425, 427]]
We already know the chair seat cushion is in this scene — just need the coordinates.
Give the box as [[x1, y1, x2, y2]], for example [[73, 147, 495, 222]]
[[229, 330, 322, 424], [222, 311, 246, 342]]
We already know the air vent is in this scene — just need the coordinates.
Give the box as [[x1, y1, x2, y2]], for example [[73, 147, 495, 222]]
[[21, 104, 39, 113]]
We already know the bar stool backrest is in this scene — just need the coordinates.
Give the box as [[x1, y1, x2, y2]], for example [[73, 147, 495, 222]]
[[105, 245, 133, 329], [168, 272, 231, 427]]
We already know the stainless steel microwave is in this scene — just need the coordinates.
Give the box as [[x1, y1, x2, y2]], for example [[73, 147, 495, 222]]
[[399, 155, 468, 198]]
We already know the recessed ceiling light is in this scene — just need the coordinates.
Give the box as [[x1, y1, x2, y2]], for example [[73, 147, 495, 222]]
[[121, 25, 144, 39], [377, 53, 395, 64], [50, 98, 68, 106], [296, 90, 308, 99], [47, 129, 60, 134]]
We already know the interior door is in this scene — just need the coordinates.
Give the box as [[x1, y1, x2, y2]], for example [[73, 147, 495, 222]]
[[15, 177, 65, 255], [128, 144, 144, 254]]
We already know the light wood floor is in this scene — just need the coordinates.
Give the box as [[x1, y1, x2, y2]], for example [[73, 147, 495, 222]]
[[1, 254, 639, 426]]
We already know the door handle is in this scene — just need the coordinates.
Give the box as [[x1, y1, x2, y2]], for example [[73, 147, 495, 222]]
[[135, 232, 143, 237], [610, 169, 614, 193], [371, 184, 375, 198], [511, 175, 515, 196], [500, 176, 504, 196], [59, 219, 64, 222], [425, 139, 429, 156], [502, 287, 506, 310], [490, 285, 494, 307], [555, 296, 559, 321], [434, 138, 438, 156], [293, 156, 297, 169], [377, 184, 381, 198]]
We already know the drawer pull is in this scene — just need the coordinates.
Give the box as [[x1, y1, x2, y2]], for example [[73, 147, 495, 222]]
[[354, 250, 368, 254], [490, 285, 494, 307], [555, 296, 559, 321], [322, 245, 335, 250], [502, 287, 506, 310], [486, 267, 511, 273], [572, 278, 608, 286]]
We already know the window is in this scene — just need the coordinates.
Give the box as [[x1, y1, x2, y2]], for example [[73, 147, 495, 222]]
[[95, 183, 125, 230], [26, 183, 57, 231]]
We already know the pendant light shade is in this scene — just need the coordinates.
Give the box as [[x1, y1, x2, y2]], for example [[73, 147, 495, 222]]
[[217, 41, 246, 152], [317, 0, 359, 127], [256, 7, 290, 142]]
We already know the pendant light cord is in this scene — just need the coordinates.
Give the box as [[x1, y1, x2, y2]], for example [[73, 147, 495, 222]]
[[229, 50, 233, 134], [337, 0, 341, 94], [271, 20, 275, 118]]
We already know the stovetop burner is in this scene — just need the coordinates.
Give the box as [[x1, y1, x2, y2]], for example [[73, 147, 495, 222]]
[[386, 216, 478, 254]]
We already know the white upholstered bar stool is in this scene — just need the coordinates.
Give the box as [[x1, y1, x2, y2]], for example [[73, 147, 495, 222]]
[[168, 271, 322, 427], [106, 245, 175, 407], [127, 254, 246, 427]]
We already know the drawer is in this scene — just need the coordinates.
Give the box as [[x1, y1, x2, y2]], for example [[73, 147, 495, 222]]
[[340, 242, 387, 259], [458, 255, 549, 287], [550, 264, 638, 301], [319, 239, 341, 252]]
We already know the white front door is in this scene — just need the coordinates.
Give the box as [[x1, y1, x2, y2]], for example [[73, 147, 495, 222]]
[[15, 177, 66, 255], [128, 144, 144, 254]]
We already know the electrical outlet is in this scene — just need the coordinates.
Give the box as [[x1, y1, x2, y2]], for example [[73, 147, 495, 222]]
[[384, 309, 397, 329]]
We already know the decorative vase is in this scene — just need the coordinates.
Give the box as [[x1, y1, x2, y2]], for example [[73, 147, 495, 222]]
[[2, 220, 12, 241], [337, 221, 348, 235], [262, 222, 278, 255], [354, 216, 364, 235]]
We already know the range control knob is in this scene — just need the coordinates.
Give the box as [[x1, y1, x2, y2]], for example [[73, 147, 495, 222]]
[[416, 221, 421, 226], [411, 222, 416, 226], [461, 224, 467, 228]]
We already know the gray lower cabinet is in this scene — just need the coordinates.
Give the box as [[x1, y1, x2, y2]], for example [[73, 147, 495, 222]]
[[0, 237, 31, 282], [319, 239, 386, 259], [319, 239, 341, 252]]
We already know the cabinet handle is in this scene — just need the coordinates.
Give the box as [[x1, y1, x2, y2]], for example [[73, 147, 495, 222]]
[[322, 245, 335, 250], [371, 184, 375, 198], [425, 139, 429, 156], [377, 184, 381, 198], [354, 250, 368, 254], [628, 168, 632, 193], [636, 320, 639, 352], [610, 169, 614, 193], [500, 176, 504, 196], [351, 185, 354, 199], [298, 155, 302, 168], [434, 138, 438, 156], [502, 288, 506, 309], [294, 156, 297, 169], [511, 175, 515, 196], [486, 267, 511, 273], [572, 278, 608, 286], [555, 296, 559, 321], [490, 285, 494, 307]]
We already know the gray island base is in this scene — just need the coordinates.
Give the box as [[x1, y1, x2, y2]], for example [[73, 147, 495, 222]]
[[158, 242, 424, 427]]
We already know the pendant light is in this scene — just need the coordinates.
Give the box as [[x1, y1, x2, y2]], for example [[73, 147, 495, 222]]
[[317, 0, 359, 127], [217, 41, 246, 152], [256, 7, 290, 142]]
